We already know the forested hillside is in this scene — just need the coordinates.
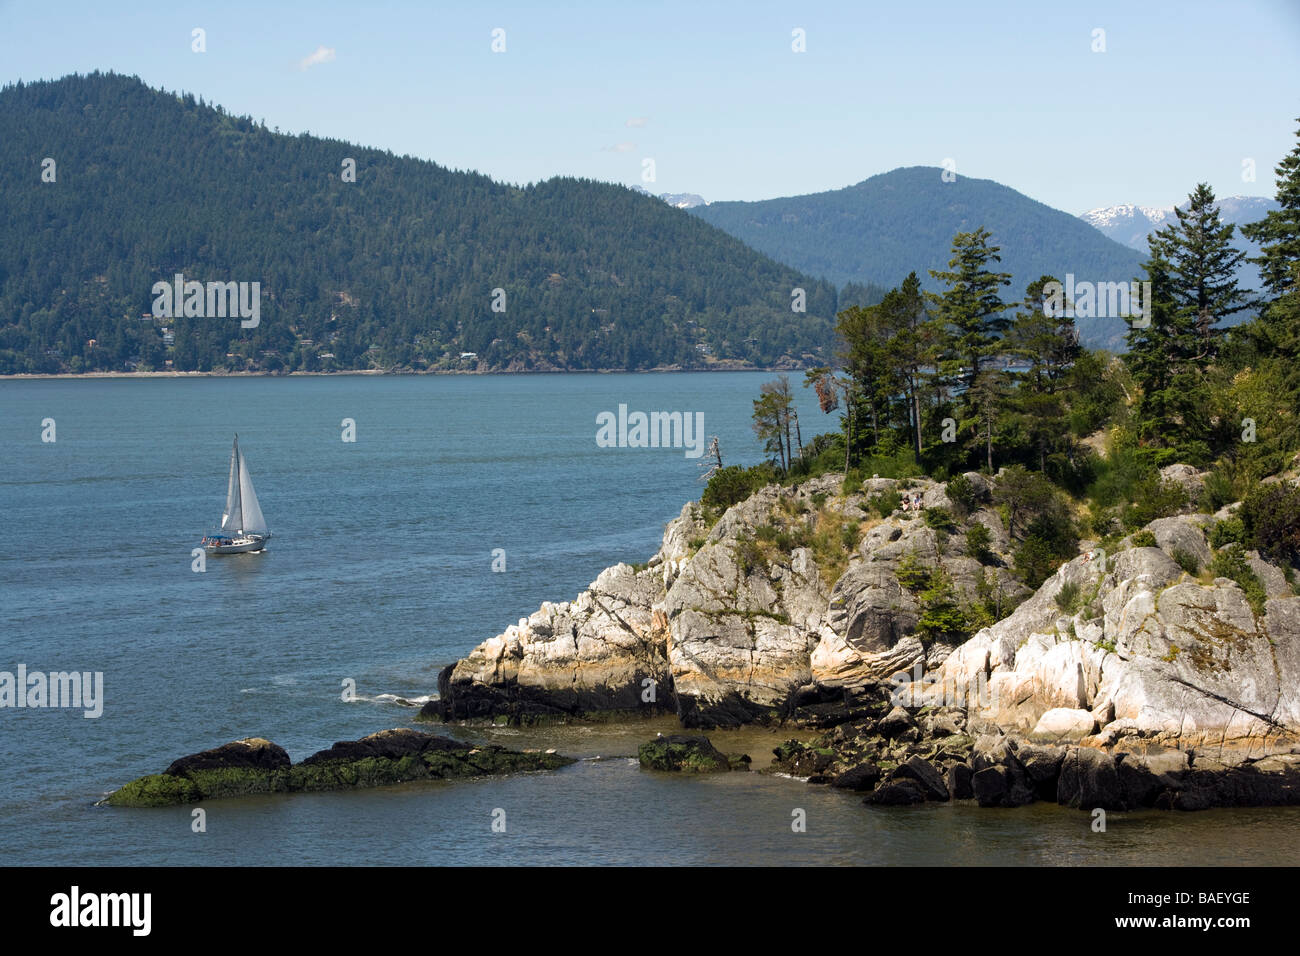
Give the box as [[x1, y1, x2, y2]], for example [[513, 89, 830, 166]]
[[692, 166, 1147, 348], [0, 72, 840, 374]]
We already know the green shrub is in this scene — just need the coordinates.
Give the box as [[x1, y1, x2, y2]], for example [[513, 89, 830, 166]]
[[915, 567, 969, 642], [923, 507, 957, 532], [945, 473, 980, 517], [1210, 545, 1268, 616], [1055, 580, 1081, 613], [775, 528, 804, 552], [974, 567, 1024, 623], [1014, 509, 1079, 589], [1129, 530, 1158, 548], [895, 550, 931, 591], [1241, 483, 1300, 567], [734, 535, 765, 576], [703, 465, 762, 513], [1085, 441, 1153, 510], [1209, 516, 1246, 549], [1014, 537, 1058, 590], [1171, 547, 1200, 575], [1121, 477, 1189, 530], [841, 523, 860, 550], [965, 523, 993, 564], [859, 449, 925, 480], [993, 466, 1066, 540], [1013, 509, 1076, 590], [867, 489, 901, 517], [1201, 470, 1237, 513], [1085, 506, 1121, 540]]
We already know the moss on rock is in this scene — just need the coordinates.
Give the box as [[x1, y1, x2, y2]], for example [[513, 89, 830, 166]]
[[103, 773, 202, 807], [638, 735, 733, 773], [104, 729, 576, 807]]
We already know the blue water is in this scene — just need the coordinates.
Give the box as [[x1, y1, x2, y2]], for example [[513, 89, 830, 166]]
[[2, 372, 1298, 865]]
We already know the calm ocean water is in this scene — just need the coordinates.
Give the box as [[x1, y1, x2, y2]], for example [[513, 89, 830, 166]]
[[2, 372, 1298, 866]]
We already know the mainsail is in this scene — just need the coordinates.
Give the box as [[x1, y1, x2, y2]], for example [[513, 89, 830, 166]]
[[237, 443, 267, 535], [220, 437, 242, 533], [218, 435, 267, 535]]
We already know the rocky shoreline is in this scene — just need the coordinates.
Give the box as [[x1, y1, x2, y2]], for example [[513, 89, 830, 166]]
[[434, 466, 1300, 812], [102, 729, 574, 807]]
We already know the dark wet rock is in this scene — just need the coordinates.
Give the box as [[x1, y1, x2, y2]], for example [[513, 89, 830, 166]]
[[637, 735, 732, 773], [678, 692, 782, 730], [1057, 747, 1126, 811], [1171, 754, 1300, 810], [1017, 743, 1066, 801], [103, 730, 574, 807], [783, 684, 891, 728], [970, 767, 1009, 807], [893, 755, 949, 801], [947, 763, 974, 800], [864, 779, 928, 805], [831, 762, 883, 791], [434, 662, 668, 725], [878, 706, 919, 740], [770, 739, 837, 777], [164, 737, 290, 776], [970, 738, 1036, 807], [1114, 749, 1189, 808]]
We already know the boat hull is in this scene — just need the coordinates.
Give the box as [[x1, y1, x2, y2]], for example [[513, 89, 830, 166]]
[[203, 533, 271, 555]]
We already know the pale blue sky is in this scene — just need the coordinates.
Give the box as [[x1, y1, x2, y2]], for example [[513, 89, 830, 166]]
[[2, 0, 1297, 213]]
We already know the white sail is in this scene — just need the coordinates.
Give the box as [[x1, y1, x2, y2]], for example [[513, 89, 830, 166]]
[[220, 437, 242, 533], [237, 443, 268, 535]]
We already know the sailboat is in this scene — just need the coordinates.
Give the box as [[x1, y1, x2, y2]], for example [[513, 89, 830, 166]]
[[201, 435, 272, 554]]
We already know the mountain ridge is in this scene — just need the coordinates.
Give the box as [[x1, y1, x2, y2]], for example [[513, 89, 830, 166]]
[[0, 72, 839, 375], [690, 166, 1149, 348]]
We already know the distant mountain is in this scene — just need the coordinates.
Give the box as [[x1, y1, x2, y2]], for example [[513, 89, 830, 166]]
[[690, 167, 1147, 349], [1077, 203, 1178, 249], [0, 73, 837, 375], [631, 186, 708, 209], [1080, 196, 1279, 291]]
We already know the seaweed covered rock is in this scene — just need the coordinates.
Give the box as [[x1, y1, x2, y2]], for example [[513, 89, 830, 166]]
[[104, 729, 574, 806], [637, 735, 737, 773]]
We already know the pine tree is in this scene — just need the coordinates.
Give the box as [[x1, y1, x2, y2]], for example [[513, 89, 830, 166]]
[[1007, 276, 1079, 473], [1156, 183, 1252, 361], [1240, 118, 1300, 359], [836, 301, 902, 452], [1125, 184, 1252, 465], [1125, 241, 1210, 463], [882, 272, 937, 458], [928, 228, 1012, 394]]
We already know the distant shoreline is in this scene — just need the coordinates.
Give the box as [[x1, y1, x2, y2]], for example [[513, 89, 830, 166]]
[[0, 364, 796, 381]]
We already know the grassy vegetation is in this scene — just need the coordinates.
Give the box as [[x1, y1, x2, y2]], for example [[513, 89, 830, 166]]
[[1209, 545, 1269, 617]]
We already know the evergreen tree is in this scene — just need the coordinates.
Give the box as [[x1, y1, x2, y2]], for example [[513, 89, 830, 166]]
[[1008, 276, 1079, 473], [1126, 184, 1248, 465], [928, 227, 1012, 394], [928, 227, 1012, 467], [882, 272, 937, 458], [1155, 183, 1252, 361], [836, 300, 903, 452], [1240, 118, 1300, 359]]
